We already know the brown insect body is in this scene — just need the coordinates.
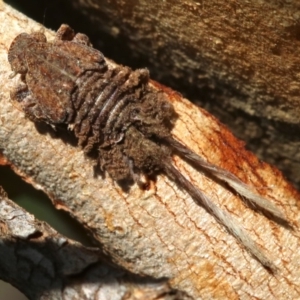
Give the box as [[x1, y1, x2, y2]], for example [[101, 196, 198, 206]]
[[8, 25, 174, 182], [8, 25, 289, 272]]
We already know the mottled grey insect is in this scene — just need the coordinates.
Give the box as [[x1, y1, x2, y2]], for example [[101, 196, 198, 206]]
[[8, 24, 288, 272]]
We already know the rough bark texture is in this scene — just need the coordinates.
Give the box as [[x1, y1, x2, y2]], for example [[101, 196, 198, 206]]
[[0, 187, 179, 300], [61, 0, 300, 189], [0, 3, 300, 300]]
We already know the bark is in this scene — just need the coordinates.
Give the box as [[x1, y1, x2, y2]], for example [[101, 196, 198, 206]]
[[62, 0, 300, 188], [75, 0, 300, 123], [0, 2, 300, 300], [0, 186, 180, 300]]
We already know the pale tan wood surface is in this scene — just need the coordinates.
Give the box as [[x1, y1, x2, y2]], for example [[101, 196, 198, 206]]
[[0, 3, 300, 299], [66, 0, 300, 189], [0, 187, 178, 300]]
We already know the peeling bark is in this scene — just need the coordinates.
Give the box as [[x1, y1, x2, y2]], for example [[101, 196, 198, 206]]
[[0, 186, 181, 300], [1, 3, 300, 300]]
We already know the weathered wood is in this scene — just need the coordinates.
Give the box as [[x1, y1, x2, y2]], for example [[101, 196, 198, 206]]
[[66, 0, 300, 122], [64, 0, 300, 188], [0, 187, 178, 300], [0, 3, 300, 300]]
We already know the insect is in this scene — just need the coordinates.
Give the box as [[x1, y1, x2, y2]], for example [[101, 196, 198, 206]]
[[8, 24, 289, 272]]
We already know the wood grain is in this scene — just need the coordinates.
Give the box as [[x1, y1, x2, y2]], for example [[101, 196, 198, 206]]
[[0, 3, 300, 299], [65, 0, 300, 189]]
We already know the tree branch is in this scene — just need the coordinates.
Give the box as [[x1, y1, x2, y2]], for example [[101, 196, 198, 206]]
[[65, 0, 300, 188], [0, 3, 300, 299], [0, 186, 181, 299]]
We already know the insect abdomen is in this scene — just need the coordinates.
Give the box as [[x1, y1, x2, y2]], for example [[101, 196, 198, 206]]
[[71, 63, 150, 152]]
